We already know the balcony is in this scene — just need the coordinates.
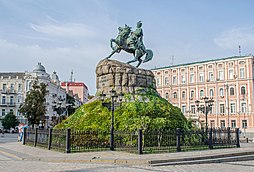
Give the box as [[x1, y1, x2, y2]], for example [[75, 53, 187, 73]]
[[0, 89, 17, 94], [0, 102, 16, 107]]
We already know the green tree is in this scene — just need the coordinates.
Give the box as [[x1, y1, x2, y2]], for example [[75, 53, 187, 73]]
[[19, 81, 47, 128], [66, 94, 76, 115], [2, 112, 19, 130]]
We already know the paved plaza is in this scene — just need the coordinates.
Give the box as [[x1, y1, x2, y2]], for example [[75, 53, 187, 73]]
[[1, 133, 254, 171]]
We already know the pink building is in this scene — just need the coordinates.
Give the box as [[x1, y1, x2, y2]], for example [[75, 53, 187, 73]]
[[61, 82, 89, 103], [152, 55, 254, 134]]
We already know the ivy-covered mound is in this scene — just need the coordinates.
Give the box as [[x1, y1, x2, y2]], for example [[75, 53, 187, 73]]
[[55, 90, 191, 131]]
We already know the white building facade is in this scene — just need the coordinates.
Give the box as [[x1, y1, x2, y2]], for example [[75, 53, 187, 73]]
[[0, 63, 69, 128]]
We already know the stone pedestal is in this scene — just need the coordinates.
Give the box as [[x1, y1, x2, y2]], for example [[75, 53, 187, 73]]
[[96, 59, 156, 95]]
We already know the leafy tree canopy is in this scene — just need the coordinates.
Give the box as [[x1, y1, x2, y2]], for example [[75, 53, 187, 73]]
[[55, 89, 192, 132], [2, 112, 19, 129], [19, 81, 47, 127]]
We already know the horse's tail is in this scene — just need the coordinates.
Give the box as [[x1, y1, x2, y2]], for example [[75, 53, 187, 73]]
[[143, 49, 153, 63]]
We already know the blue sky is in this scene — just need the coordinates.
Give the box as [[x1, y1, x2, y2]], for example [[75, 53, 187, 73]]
[[1, 0, 254, 94]]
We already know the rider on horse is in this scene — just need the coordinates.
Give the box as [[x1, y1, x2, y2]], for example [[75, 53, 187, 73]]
[[107, 21, 153, 67]]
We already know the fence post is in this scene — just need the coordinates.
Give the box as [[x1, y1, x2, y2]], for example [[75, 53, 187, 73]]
[[22, 128, 27, 145], [227, 127, 231, 144], [208, 128, 213, 149], [176, 128, 181, 152], [236, 128, 240, 148], [138, 129, 143, 154], [48, 128, 53, 150], [34, 128, 38, 147], [66, 128, 71, 153]]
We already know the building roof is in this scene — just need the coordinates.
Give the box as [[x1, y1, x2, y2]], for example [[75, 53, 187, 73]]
[[33, 62, 46, 73], [151, 55, 253, 70], [0, 72, 25, 79], [61, 82, 88, 89]]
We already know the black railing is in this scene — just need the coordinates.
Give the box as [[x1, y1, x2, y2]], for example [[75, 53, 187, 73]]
[[23, 127, 240, 154]]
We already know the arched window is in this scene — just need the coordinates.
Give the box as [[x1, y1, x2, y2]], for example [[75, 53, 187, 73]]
[[173, 92, 177, 99], [200, 90, 204, 97], [182, 91, 186, 99], [241, 86, 246, 95], [230, 87, 234, 96], [210, 89, 214, 97], [220, 88, 224, 96], [165, 92, 169, 100], [190, 90, 194, 98]]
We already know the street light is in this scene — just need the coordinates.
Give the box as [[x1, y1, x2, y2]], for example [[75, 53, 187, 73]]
[[100, 89, 123, 151], [195, 97, 214, 132]]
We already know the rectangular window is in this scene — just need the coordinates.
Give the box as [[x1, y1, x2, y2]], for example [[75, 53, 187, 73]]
[[218, 71, 224, 80], [209, 105, 214, 114], [220, 120, 226, 128], [190, 74, 194, 83], [2, 96, 6, 104], [164, 77, 169, 86], [1, 109, 5, 116], [241, 103, 246, 113], [231, 120, 236, 128], [17, 96, 21, 103], [220, 104, 225, 114], [18, 84, 22, 92], [242, 120, 247, 129], [210, 120, 215, 128], [208, 72, 214, 81], [230, 103, 236, 113], [10, 96, 14, 105], [10, 83, 14, 92], [229, 69, 234, 79], [2, 83, 6, 91], [199, 73, 204, 82], [172, 76, 177, 85], [191, 105, 195, 114], [240, 68, 245, 78], [156, 78, 160, 86], [181, 105, 186, 113], [181, 75, 186, 84]]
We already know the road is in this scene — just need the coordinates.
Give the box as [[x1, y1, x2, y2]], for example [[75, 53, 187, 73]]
[[0, 133, 254, 172]]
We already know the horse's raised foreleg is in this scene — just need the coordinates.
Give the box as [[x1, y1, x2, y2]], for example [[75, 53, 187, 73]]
[[110, 39, 116, 50]]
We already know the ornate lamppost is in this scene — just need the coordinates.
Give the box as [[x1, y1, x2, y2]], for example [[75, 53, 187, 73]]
[[100, 89, 123, 151], [195, 97, 214, 132]]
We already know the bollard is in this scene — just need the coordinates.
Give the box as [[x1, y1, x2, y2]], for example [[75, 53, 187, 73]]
[[66, 128, 71, 153], [236, 128, 240, 148], [208, 128, 213, 149], [34, 128, 38, 147], [22, 128, 27, 145], [48, 128, 53, 150], [138, 129, 143, 154]]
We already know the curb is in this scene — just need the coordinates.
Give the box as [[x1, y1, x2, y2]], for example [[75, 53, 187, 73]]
[[150, 151, 254, 166]]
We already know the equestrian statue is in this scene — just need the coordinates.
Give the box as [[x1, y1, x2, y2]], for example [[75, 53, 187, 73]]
[[106, 21, 153, 68]]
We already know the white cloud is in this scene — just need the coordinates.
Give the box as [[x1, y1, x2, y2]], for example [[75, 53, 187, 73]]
[[214, 26, 254, 49], [30, 22, 96, 38], [0, 38, 109, 94]]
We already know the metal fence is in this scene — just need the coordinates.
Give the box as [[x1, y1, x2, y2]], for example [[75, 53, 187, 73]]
[[22, 127, 240, 154]]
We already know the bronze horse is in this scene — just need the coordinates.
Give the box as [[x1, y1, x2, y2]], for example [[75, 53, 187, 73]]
[[106, 25, 153, 68]]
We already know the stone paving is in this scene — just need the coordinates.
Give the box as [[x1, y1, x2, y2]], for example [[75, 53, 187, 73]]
[[1, 133, 254, 171]]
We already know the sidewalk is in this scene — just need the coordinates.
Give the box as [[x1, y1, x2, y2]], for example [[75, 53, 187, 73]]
[[1, 141, 254, 166]]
